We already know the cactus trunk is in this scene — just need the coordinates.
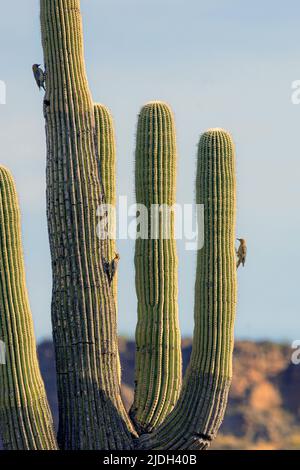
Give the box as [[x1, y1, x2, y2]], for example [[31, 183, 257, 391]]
[[131, 102, 182, 432], [40, 0, 135, 449], [138, 128, 237, 449], [0, 167, 57, 450]]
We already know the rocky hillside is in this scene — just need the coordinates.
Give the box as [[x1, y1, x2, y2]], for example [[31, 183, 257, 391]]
[[1, 340, 300, 450]]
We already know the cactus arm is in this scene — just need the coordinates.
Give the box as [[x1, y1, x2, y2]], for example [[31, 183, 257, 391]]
[[0, 166, 57, 450], [94, 103, 121, 384], [94, 104, 118, 306], [40, 0, 135, 449], [131, 102, 182, 432], [138, 129, 237, 449]]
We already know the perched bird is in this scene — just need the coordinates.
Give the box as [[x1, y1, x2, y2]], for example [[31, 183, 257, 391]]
[[32, 64, 46, 91], [103, 253, 120, 285], [236, 238, 247, 268], [109, 253, 120, 286]]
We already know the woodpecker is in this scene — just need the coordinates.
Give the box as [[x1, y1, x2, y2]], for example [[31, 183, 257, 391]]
[[109, 253, 120, 286], [103, 253, 120, 286], [32, 64, 46, 91], [236, 238, 247, 268]]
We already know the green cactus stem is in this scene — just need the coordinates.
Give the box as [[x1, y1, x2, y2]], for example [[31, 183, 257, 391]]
[[138, 128, 237, 449], [41, 0, 135, 449], [0, 166, 57, 450], [94, 103, 121, 383], [94, 104, 118, 305], [131, 102, 182, 432]]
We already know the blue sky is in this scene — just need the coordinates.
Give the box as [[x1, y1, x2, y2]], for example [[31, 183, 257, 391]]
[[0, 0, 299, 342]]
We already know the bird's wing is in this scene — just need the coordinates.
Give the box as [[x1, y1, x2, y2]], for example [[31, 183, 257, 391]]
[[102, 258, 110, 272], [38, 69, 44, 80]]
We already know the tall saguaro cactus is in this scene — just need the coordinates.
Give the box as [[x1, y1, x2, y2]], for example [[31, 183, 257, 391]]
[[131, 102, 182, 432], [0, 0, 238, 451], [0, 167, 57, 450], [41, 0, 134, 449]]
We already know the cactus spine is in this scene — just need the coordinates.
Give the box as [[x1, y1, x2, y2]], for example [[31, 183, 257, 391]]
[[138, 128, 237, 449], [131, 102, 182, 431], [41, 0, 134, 449], [0, 166, 57, 450]]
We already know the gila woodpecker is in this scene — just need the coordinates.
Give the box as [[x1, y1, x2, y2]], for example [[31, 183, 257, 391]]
[[32, 64, 46, 91], [236, 238, 247, 268]]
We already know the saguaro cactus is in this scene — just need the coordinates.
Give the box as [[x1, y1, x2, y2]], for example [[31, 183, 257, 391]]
[[41, 0, 134, 449], [0, 0, 238, 451], [0, 167, 57, 450], [138, 128, 237, 449], [131, 102, 182, 432]]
